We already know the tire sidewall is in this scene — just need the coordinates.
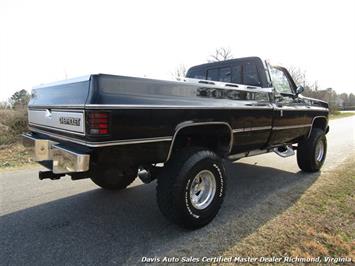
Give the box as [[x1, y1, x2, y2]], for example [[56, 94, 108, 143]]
[[177, 155, 225, 223], [312, 132, 327, 170]]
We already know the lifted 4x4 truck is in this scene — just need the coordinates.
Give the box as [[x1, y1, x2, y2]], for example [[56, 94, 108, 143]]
[[23, 57, 329, 229]]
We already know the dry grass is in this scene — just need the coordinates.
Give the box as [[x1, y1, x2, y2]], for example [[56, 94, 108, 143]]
[[0, 109, 28, 145], [222, 159, 355, 263], [0, 108, 31, 168], [0, 143, 33, 168]]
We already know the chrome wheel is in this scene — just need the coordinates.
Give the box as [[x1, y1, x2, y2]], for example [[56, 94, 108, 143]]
[[315, 139, 325, 162], [189, 170, 216, 210]]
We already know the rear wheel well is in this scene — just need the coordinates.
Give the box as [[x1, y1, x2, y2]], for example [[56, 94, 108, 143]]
[[168, 124, 232, 160]]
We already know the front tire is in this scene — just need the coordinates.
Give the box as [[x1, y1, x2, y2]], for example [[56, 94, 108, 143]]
[[297, 128, 327, 172], [156, 148, 226, 229]]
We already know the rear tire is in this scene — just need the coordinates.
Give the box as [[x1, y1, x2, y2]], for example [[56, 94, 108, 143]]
[[90, 168, 137, 190], [297, 128, 327, 172], [156, 148, 226, 229]]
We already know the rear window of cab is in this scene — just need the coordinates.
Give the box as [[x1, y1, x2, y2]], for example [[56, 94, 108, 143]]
[[187, 62, 261, 87]]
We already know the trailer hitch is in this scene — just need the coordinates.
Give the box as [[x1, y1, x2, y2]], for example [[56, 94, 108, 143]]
[[39, 170, 65, 180]]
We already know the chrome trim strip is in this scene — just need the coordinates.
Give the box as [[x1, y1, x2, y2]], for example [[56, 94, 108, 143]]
[[307, 116, 328, 138], [29, 104, 85, 109], [183, 78, 273, 93], [84, 104, 273, 110], [165, 121, 233, 162], [232, 126, 272, 133], [273, 106, 328, 112], [28, 126, 92, 145], [28, 104, 328, 112], [28, 107, 85, 112], [272, 124, 312, 130], [29, 123, 86, 136], [29, 126, 172, 147], [86, 137, 173, 147]]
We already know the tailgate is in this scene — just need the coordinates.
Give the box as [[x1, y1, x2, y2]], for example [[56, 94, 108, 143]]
[[28, 76, 91, 135]]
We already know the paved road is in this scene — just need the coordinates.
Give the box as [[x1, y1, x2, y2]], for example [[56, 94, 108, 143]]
[[1, 116, 354, 265]]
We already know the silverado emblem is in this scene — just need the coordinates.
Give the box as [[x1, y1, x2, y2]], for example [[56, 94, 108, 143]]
[[59, 117, 81, 126]]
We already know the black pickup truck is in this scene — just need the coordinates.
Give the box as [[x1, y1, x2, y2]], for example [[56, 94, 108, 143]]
[[23, 57, 329, 229]]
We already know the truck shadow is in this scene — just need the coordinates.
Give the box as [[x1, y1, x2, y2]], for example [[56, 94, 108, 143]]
[[0, 162, 319, 265]]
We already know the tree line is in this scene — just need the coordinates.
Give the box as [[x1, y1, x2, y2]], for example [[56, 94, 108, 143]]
[[0, 89, 30, 110], [287, 66, 355, 112]]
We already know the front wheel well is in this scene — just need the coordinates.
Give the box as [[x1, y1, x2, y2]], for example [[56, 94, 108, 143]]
[[308, 116, 328, 138], [167, 123, 232, 161]]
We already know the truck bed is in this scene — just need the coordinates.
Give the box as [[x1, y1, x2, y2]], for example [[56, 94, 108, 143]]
[[28, 74, 273, 151]]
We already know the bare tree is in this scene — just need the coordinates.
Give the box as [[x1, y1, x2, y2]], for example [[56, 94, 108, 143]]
[[0, 101, 10, 109], [172, 64, 187, 81], [208, 47, 233, 62], [287, 65, 307, 87]]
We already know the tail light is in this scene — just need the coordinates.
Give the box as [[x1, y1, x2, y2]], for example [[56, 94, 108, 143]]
[[87, 111, 110, 135]]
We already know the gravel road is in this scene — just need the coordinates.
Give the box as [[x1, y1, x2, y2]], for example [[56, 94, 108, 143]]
[[1, 116, 354, 265]]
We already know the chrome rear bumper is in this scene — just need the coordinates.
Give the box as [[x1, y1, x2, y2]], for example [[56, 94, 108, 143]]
[[22, 133, 90, 174]]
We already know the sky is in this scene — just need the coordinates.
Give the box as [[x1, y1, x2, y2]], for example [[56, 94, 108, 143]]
[[1, 0, 355, 101]]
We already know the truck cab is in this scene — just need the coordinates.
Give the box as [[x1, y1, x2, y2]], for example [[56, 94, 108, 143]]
[[186, 57, 328, 149]]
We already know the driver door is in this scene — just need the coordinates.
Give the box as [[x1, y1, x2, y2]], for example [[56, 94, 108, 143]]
[[268, 66, 308, 145]]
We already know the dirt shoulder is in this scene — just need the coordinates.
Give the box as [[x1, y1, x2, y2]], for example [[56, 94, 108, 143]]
[[221, 158, 355, 264]]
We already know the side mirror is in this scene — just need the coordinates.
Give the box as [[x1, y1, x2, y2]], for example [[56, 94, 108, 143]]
[[296, 86, 304, 96], [275, 94, 284, 106]]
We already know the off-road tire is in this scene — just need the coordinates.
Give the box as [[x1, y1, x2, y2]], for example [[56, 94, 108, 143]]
[[156, 148, 226, 229], [297, 128, 327, 172], [90, 168, 137, 190]]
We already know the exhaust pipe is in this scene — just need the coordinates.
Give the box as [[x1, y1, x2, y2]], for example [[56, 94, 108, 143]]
[[138, 164, 163, 184]]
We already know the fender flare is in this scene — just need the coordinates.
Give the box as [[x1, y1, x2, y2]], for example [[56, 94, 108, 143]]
[[165, 121, 233, 162], [307, 116, 328, 138]]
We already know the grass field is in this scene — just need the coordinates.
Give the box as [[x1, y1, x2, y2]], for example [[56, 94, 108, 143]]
[[222, 158, 355, 263], [330, 111, 355, 120]]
